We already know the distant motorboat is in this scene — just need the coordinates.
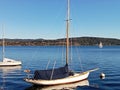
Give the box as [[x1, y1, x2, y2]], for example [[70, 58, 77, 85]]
[[0, 24, 22, 66]]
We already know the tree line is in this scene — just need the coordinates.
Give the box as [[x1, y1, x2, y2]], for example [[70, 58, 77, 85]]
[[0, 37, 120, 46]]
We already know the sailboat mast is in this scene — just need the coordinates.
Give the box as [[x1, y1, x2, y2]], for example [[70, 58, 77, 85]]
[[2, 24, 5, 61], [66, 0, 70, 65]]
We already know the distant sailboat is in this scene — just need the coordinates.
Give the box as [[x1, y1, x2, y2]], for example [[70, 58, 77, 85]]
[[24, 0, 98, 85], [0, 24, 22, 66], [99, 42, 103, 48]]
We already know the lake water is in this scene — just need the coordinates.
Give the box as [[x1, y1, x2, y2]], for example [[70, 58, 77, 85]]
[[0, 46, 120, 90]]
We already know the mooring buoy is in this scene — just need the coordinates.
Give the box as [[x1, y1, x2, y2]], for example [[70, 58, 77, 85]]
[[100, 72, 105, 79]]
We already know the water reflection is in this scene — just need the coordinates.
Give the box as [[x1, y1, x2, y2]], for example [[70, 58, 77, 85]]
[[0, 66, 22, 90], [0, 66, 21, 73], [25, 79, 89, 90]]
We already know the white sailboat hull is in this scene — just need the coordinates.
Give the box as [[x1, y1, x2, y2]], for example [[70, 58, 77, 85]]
[[0, 62, 21, 66], [27, 79, 89, 90], [0, 58, 22, 66], [24, 71, 89, 85]]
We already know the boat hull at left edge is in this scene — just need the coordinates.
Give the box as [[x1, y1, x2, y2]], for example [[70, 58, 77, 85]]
[[0, 58, 22, 66], [24, 71, 89, 86]]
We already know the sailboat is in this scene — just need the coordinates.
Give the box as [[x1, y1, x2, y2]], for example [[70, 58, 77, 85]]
[[99, 41, 103, 48], [0, 24, 22, 66], [24, 0, 98, 85]]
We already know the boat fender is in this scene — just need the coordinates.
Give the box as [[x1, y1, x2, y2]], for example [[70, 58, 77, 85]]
[[24, 69, 31, 73]]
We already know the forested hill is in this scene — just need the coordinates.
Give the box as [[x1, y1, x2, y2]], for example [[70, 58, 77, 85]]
[[0, 37, 120, 46]]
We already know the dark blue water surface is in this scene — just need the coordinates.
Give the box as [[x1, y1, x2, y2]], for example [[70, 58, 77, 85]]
[[0, 46, 120, 90]]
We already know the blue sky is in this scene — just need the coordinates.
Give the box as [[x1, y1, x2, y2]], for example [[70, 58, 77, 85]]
[[0, 0, 120, 39]]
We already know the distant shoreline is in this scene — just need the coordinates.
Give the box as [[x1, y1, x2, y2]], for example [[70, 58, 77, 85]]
[[0, 37, 120, 46]]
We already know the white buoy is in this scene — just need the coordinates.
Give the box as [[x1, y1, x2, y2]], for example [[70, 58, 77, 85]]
[[100, 73, 105, 79]]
